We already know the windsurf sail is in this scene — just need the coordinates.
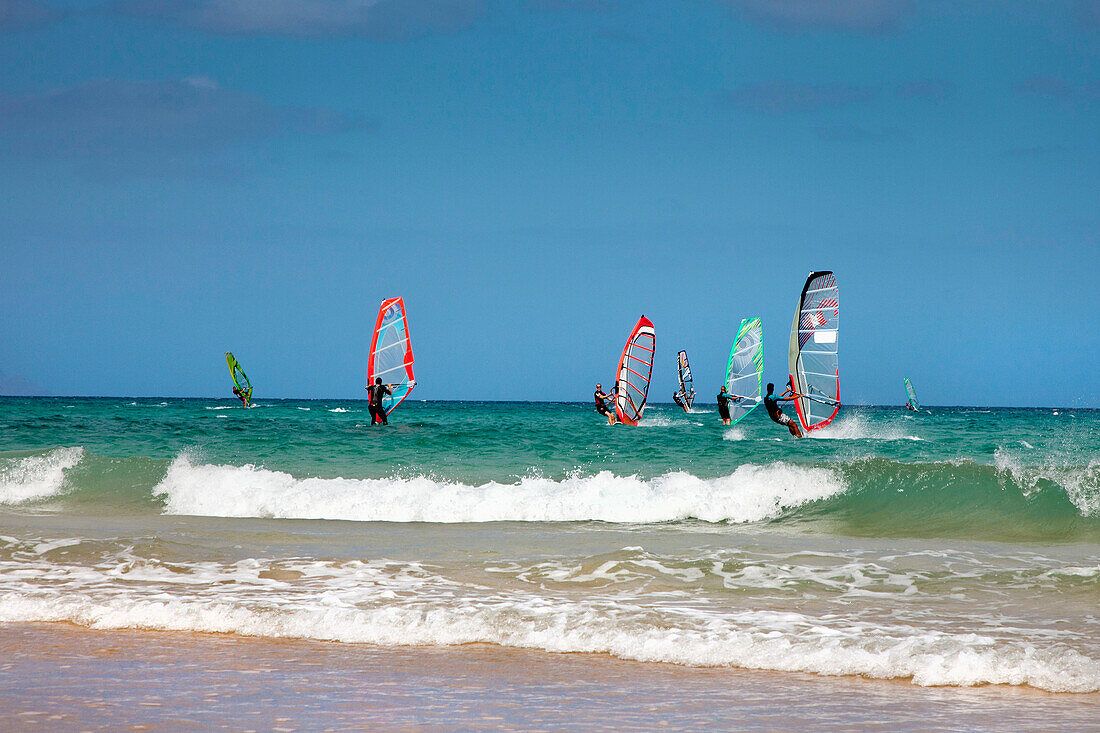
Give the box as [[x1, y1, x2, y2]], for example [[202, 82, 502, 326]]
[[788, 271, 840, 431], [725, 317, 763, 424], [224, 352, 252, 405], [904, 378, 919, 411], [367, 297, 416, 416], [676, 350, 695, 410], [615, 315, 655, 426]]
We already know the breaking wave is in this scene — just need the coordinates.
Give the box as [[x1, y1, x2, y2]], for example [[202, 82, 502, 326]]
[[0, 447, 84, 504]]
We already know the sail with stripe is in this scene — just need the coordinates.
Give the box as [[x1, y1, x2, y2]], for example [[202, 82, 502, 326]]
[[676, 350, 695, 410], [367, 297, 416, 416], [615, 315, 655, 426], [905, 377, 920, 411], [788, 271, 840, 431], [725, 317, 763, 424], [224, 352, 252, 406]]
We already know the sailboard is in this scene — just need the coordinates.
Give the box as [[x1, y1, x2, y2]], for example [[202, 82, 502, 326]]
[[904, 377, 920, 411], [788, 271, 840, 431], [367, 297, 416, 416], [725, 317, 764, 424], [615, 315, 655, 426], [676, 350, 695, 411], [224, 352, 252, 406]]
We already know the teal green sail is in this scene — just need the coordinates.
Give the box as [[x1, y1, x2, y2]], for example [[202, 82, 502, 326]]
[[225, 352, 253, 405], [904, 377, 919, 411], [725, 317, 764, 424]]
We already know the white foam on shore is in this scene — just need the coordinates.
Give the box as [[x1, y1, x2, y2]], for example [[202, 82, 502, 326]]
[[153, 456, 845, 524], [0, 575, 1094, 693], [0, 539, 1096, 694], [0, 447, 84, 504]]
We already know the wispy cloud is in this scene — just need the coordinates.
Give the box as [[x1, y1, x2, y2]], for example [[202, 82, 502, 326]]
[[0, 77, 366, 175], [1014, 75, 1075, 99], [815, 125, 900, 142], [715, 0, 913, 34], [0, 0, 56, 31], [718, 81, 878, 113], [896, 79, 954, 101], [108, 0, 485, 39], [1078, 0, 1100, 29]]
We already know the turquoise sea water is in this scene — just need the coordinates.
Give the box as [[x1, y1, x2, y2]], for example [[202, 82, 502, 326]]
[[1, 397, 1097, 694]]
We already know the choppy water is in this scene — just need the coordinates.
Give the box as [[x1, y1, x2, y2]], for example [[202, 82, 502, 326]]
[[1, 397, 1097, 694]]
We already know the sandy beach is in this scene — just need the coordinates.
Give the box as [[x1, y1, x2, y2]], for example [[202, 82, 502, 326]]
[[2, 623, 1096, 731]]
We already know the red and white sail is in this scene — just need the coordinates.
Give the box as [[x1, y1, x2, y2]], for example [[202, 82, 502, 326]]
[[615, 316, 656, 426], [367, 297, 416, 416]]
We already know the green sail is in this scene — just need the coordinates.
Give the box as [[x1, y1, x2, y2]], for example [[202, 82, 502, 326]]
[[225, 352, 253, 404], [904, 377, 919, 411]]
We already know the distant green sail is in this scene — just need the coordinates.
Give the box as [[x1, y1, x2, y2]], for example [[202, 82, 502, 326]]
[[225, 352, 252, 405], [904, 377, 919, 411]]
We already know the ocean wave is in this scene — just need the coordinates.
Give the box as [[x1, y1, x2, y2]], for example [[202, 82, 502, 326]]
[[153, 456, 845, 523], [0, 447, 84, 504], [0, 563, 1094, 693], [994, 448, 1100, 518]]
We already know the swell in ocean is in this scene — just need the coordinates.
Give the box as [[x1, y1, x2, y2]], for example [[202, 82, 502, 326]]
[[3, 447, 1097, 542]]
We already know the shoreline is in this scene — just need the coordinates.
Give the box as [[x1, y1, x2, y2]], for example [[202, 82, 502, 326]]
[[1, 623, 1095, 731]]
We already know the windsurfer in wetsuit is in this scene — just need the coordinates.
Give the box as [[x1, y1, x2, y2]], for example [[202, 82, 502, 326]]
[[232, 386, 249, 407], [368, 377, 392, 425], [594, 383, 616, 425], [764, 382, 802, 438], [716, 385, 734, 425], [673, 391, 686, 412]]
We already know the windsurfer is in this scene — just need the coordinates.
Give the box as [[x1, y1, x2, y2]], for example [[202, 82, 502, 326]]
[[716, 385, 734, 425], [673, 391, 687, 412], [764, 382, 802, 438], [368, 377, 392, 425], [232, 386, 249, 407], [594, 383, 616, 425]]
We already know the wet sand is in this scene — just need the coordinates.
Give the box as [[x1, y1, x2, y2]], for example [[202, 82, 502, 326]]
[[0, 623, 1095, 731]]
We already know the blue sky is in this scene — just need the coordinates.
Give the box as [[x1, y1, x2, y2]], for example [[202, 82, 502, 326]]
[[1, 0, 1098, 406]]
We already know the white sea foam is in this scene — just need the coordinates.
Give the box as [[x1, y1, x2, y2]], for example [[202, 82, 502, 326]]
[[722, 428, 747, 441], [0, 557, 1095, 693], [153, 456, 845, 524], [0, 447, 84, 504], [328, 408, 351, 413], [205, 406, 236, 410], [993, 449, 1100, 517], [636, 415, 675, 427], [811, 415, 923, 441]]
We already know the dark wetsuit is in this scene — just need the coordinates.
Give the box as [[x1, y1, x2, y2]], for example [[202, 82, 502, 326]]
[[368, 384, 392, 425], [595, 389, 614, 417], [716, 392, 733, 420], [763, 393, 793, 426]]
